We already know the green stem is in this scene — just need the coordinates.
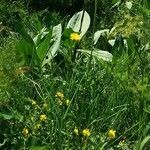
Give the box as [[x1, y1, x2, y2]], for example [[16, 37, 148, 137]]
[[72, 0, 86, 62], [93, 0, 97, 36]]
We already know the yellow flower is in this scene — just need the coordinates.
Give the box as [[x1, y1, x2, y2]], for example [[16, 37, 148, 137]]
[[40, 114, 47, 122], [55, 92, 64, 100], [70, 33, 81, 41], [108, 129, 116, 139], [34, 123, 41, 129], [22, 128, 29, 137], [82, 128, 91, 137], [32, 100, 36, 105], [65, 99, 70, 106], [74, 127, 79, 135]]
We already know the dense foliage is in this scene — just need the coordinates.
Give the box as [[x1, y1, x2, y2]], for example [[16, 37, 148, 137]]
[[0, 0, 150, 149]]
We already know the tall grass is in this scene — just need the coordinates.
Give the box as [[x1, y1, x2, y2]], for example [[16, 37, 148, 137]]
[[0, 0, 150, 149]]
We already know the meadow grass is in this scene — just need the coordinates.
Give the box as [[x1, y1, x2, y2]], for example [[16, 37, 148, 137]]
[[0, 1, 150, 148], [0, 33, 149, 149]]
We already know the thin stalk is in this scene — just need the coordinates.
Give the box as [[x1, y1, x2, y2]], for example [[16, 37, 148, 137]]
[[87, 0, 98, 74], [72, 0, 86, 62], [93, 0, 98, 36]]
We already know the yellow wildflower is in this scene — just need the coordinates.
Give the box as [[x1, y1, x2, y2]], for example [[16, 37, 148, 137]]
[[70, 33, 81, 41], [82, 128, 91, 137], [32, 100, 36, 105], [40, 114, 47, 122], [108, 129, 116, 139], [22, 128, 29, 137], [55, 92, 64, 100], [34, 123, 41, 129], [74, 127, 79, 136], [65, 99, 70, 106]]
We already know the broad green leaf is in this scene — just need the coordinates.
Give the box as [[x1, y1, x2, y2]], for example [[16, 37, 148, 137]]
[[42, 24, 62, 66], [36, 30, 52, 61], [0, 114, 13, 120], [0, 112, 23, 121], [67, 10, 90, 37], [15, 22, 41, 66], [15, 22, 35, 54], [94, 29, 109, 45], [78, 49, 113, 62], [33, 27, 49, 46]]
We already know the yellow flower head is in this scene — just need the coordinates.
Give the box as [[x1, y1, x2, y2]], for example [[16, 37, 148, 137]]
[[40, 114, 47, 122], [82, 128, 91, 137], [108, 129, 116, 139], [65, 99, 70, 106], [70, 33, 81, 41], [55, 92, 64, 100], [22, 128, 29, 137], [74, 127, 79, 136], [34, 123, 41, 129], [32, 100, 36, 105]]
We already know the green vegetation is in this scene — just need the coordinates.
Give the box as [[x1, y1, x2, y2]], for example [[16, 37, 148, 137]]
[[0, 0, 150, 149]]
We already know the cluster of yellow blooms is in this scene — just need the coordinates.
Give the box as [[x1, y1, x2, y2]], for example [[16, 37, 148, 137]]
[[22, 99, 48, 138], [55, 92, 70, 106], [73, 127, 116, 139], [55, 92, 64, 100], [22, 98, 116, 141], [22, 128, 29, 138], [73, 127, 91, 137], [22, 114, 47, 138], [40, 114, 47, 122], [31, 100, 48, 109]]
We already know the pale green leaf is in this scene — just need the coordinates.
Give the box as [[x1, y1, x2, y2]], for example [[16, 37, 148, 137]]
[[42, 24, 62, 66], [94, 29, 109, 45], [78, 49, 113, 62], [67, 10, 90, 37]]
